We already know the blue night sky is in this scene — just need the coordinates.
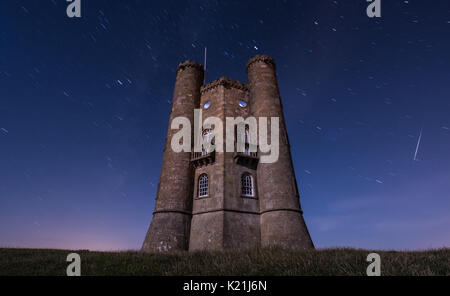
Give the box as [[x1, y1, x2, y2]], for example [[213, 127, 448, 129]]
[[0, 0, 449, 251]]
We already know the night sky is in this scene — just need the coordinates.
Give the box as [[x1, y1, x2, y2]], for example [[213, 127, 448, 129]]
[[1, 0, 449, 251]]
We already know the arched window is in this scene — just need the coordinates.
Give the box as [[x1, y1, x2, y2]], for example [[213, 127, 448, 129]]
[[241, 173, 254, 197], [198, 174, 209, 197]]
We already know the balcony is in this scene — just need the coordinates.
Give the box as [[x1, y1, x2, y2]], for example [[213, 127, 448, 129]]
[[191, 150, 215, 167], [234, 146, 259, 169]]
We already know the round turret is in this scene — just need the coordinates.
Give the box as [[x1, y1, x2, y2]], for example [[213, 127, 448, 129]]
[[247, 55, 314, 249], [142, 61, 204, 252]]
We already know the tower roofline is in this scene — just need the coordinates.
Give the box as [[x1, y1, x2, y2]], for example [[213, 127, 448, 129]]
[[201, 76, 248, 94], [246, 55, 276, 72], [177, 60, 204, 74]]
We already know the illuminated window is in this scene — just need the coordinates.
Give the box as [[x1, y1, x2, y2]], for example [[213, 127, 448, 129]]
[[204, 101, 211, 109], [198, 174, 209, 198]]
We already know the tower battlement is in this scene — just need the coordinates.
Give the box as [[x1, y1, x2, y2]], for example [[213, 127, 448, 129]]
[[201, 77, 248, 94], [177, 60, 204, 73], [246, 54, 276, 72]]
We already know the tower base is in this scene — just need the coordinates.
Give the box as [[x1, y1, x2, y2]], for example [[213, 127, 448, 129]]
[[260, 210, 314, 250], [142, 212, 191, 253]]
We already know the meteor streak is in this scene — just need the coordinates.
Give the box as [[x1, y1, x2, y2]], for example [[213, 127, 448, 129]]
[[413, 128, 423, 161]]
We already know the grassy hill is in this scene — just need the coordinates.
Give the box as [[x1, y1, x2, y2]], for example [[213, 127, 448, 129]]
[[0, 247, 448, 276]]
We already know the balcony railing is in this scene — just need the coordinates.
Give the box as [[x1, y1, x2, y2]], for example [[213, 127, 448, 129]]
[[190, 144, 258, 168], [234, 145, 259, 168], [191, 150, 215, 167], [235, 151, 258, 158]]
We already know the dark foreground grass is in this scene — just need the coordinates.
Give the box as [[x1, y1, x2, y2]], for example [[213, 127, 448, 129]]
[[0, 248, 448, 276]]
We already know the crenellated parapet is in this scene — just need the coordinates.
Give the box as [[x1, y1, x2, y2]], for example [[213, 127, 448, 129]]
[[177, 60, 204, 74], [246, 55, 276, 73], [201, 76, 248, 94]]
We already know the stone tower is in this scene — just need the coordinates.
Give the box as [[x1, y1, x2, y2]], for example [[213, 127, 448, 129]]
[[142, 55, 314, 252]]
